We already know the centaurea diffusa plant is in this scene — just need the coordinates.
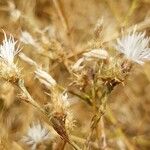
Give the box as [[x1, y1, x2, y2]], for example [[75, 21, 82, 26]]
[[0, 1, 150, 149], [70, 28, 150, 149]]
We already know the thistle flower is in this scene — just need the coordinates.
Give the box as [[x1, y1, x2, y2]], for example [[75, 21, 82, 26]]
[[0, 31, 21, 82], [22, 122, 50, 150], [116, 29, 150, 65], [0, 31, 21, 65]]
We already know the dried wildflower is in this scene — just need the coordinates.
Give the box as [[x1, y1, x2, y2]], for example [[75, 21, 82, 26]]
[[0, 31, 21, 82], [0, 31, 21, 64], [116, 29, 150, 65], [35, 68, 56, 88], [22, 122, 50, 150]]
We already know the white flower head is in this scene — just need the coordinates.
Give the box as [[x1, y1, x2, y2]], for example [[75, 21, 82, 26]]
[[0, 31, 21, 65], [22, 122, 50, 150], [116, 29, 150, 65]]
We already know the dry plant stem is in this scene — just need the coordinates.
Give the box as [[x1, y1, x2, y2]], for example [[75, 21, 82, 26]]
[[68, 90, 92, 106], [123, 0, 139, 27], [104, 17, 150, 43], [106, 108, 135, 150], [52, 0, 74, 49], [54, 139, 66, 150], [85, 91, 108, 150], [52, 0, 69, 33], [104, 0, 122, 25], [71, 135, 99, 149], [18, 79, 81, 150], [18, 79, 46, 114]]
